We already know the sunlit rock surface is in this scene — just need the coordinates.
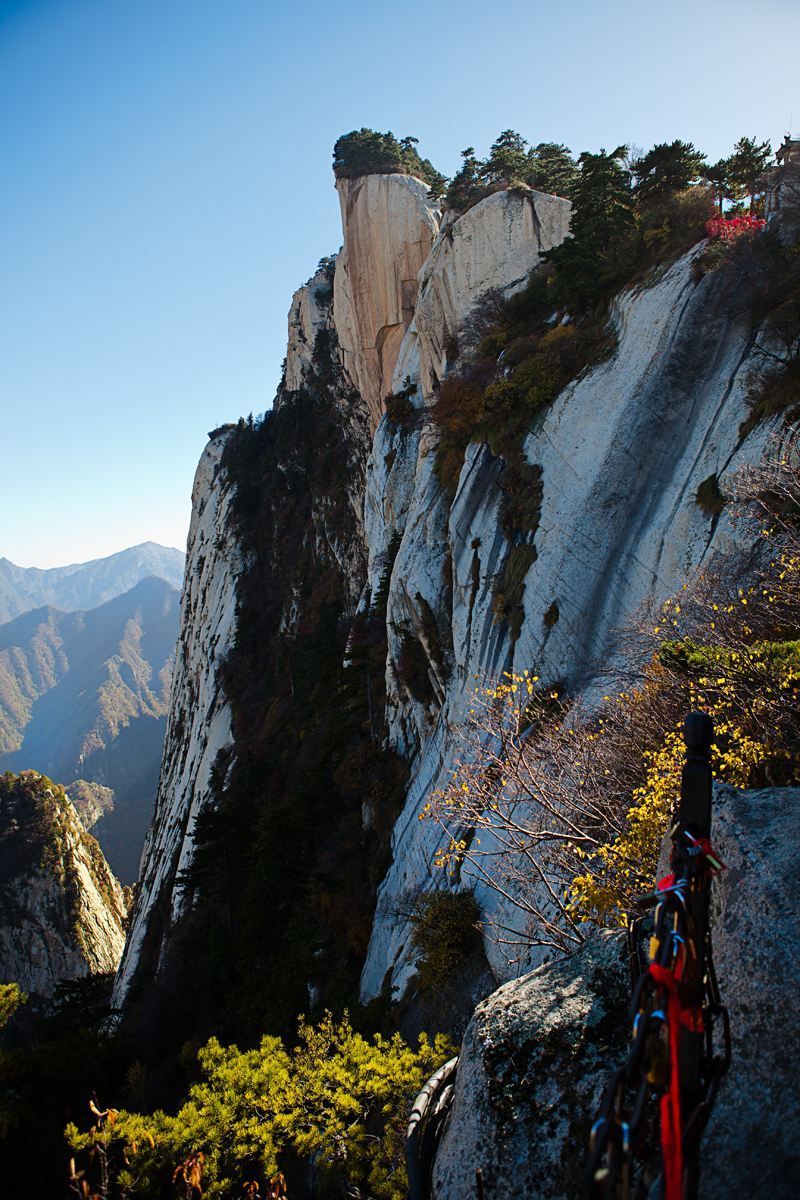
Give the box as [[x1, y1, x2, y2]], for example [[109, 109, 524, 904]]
[[0, 774, 126, 997], [118, 170, 780, 1020], [415, 188, 572, 398], [285, 263, 334, 393], [333, 173, 439, 431]]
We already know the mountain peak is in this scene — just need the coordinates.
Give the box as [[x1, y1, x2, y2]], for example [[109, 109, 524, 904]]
[[0, 543, 185, 624]]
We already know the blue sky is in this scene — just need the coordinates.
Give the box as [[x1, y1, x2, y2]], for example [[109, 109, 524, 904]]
[[2, 0, 798, 567]]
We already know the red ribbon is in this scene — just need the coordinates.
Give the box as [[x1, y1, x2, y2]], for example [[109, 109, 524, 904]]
[[649, 962, 684, 1200]]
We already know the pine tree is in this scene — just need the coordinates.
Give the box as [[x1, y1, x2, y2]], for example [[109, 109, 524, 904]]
[[525, 142, 580, 199], [632, 140, 706, 201], [445, 147, 486, 212], [481, 130, 530, 186], [544, 146, 636, 312], [727, 136, 772, 212], [703, 159, 735, 214]]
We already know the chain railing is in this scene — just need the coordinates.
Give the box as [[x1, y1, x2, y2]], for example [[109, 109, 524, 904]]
[[586, 712, 731, 1200]]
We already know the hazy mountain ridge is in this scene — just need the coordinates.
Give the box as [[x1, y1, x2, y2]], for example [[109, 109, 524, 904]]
[[0, 576, 180, 882], [0, 541, 184, 624]]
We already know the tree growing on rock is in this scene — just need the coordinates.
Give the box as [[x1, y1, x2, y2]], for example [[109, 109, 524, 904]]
[[544, 146, 636, 311], [481, 129, 530, 187], [727, 135, 773, 212], [631, 139, 706, 201], [445, 147, 486, 213], [526, 141, 580, 199], [332, 129, 446, 198]]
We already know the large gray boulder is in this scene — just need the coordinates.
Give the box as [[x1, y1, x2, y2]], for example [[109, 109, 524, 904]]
[[699, 783, 800, 1196], [432, 930, 629, 1199], [432, 784, 800, 1199]]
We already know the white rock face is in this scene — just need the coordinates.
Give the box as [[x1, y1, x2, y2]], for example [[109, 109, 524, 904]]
[[359, 244, 777, 1000], [333, 174, 439, 431], [284, 264, 334, 393], [112, 433, 241, 1008], [414, 188, 572, 398], [0, 780, 127, 997]]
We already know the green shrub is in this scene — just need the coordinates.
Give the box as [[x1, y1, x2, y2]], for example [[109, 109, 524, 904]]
[[394, 631, 435, 705], [431, 362, 495, 495], [543, 600, 560, 628], [498, 459, 543, 539], [492, 544, 538, 642], [384, 379, 418, 434], [740, 356, 800, 440], [695, 472, 727, 517], [410, 892, 482, 993], [0, 983, 25, 1029], [67, 1013, 455, 1200], [637, 185, 716, 270], [332, 130, 446, 197]]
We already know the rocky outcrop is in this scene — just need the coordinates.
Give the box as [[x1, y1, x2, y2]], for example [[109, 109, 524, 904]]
[[113, 274, 374, 1010], [112, 434, 241, 1008], [432, 930, 629, 1200], [333, 174, 439, 431], [117, 163, 782, 1028], [414, 189, 572, 398], [431, 783, 800, 1199], [285, 263, 334, 393], [697, 783, 800, 1197], [0, 771, 127, 997]]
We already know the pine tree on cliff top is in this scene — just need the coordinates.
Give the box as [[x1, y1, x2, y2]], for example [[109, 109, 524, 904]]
[[544, 145, 635, 311], [631, 139, 706, 201], [332, 129, 445, 198]]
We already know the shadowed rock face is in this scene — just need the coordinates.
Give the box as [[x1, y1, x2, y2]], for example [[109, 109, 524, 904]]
[[432, 783, 800, 1200], [0, 772, 127, 997], [112, 435, 242, 1009]]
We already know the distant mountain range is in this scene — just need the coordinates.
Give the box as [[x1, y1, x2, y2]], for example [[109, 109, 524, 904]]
[[0, 575, 180, 883], [0, 541, 185, 624]]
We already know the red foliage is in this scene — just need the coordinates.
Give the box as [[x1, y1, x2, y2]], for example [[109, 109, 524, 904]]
[[705, 215, 766, 241]]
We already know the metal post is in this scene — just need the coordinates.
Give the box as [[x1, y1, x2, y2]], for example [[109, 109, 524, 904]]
[[674, 711, 714, 1200]]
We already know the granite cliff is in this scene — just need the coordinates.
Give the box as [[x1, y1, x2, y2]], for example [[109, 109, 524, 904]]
[[115, 155, 790, 1059]]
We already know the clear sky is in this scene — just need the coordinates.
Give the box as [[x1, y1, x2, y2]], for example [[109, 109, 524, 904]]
[[2, 0, 798, 567]]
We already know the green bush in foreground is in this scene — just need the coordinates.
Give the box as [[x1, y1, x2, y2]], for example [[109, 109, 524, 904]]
[[67, 1013, 454, 1199], [0, 983, 25, 1029]]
